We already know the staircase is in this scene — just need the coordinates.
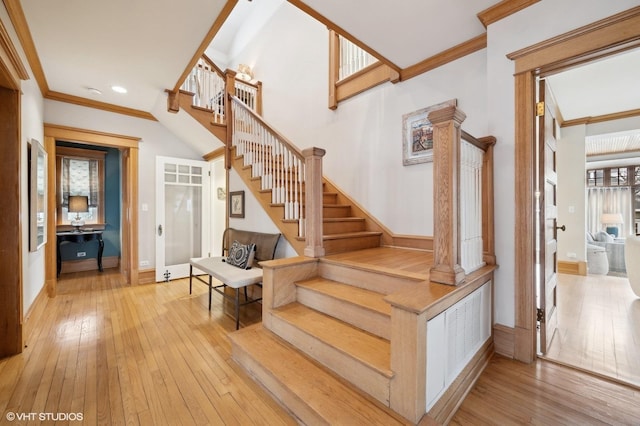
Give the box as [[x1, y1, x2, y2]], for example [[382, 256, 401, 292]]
[[230, 248, 428, 425]]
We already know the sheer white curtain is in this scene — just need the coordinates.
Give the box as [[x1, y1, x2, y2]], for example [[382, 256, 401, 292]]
[[587, 187, 633, 236]]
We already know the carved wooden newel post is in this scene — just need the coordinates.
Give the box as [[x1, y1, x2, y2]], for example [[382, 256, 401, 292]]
[[429, 106, 466, 285], [303, 147, 326, 258]]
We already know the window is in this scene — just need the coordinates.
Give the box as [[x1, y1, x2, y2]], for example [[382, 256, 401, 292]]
[[586, 169, 604, 187], [56, 146, 106, 225]]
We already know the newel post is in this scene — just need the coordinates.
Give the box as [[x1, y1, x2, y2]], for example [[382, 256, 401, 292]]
[[302, 147, 326, 258], [224, 70, 237, 170], [429, 106, 466, 285]]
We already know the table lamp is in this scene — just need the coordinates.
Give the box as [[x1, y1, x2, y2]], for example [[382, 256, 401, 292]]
[[68, 195, 89, 231], [601, 212, 623, 237]]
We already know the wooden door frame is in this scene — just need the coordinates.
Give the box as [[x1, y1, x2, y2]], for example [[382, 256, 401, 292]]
[[44, 124, 141, 297], [509, 6, 640, 362]]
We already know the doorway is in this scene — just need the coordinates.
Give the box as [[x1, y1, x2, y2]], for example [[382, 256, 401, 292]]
[[44, 124, 141, 296], [511, 7, 640, 364]]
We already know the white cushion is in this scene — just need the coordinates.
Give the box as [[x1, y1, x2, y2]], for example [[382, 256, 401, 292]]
[[190, 256, 263, 289]]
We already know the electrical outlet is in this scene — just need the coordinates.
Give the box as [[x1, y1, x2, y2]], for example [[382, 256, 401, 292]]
[[140, 260, 150, 267], [77, 251, 86, 257]]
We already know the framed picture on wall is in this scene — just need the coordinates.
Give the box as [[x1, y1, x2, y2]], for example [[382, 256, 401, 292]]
[[402, 99, 457, 166], [29, 139, 47, 251], [229, 190, 245, 218]]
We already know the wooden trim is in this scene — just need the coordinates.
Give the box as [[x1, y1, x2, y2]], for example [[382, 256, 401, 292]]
[[0, 86, 23, 356], [172, 0, 237, 92], [2, 0, 48, 93], [561, 107, 640, 127], [427, 340, 494, 424], [45, 91, 157, 121], [389, 235, 433, 251], [328, 30, 339, 110], [203, 147, 225, 161], [508, 6, 640, 74], [22, 282, 48, 346], [0, 15, 29, 84], [335, 61, 397, 104], [45, 123, 141, 148], [477, 0, 541, 28], [400, 34, 487, 82], [493, 324, 515, 358], [287, 0, 401, 75], [557, 260, 587, 276], [512, 7, 640, 363], [138, 269, 156, 285], [59, 256, 119, 274], [514, 72, 537, 363], [44, 124, 140, 295]]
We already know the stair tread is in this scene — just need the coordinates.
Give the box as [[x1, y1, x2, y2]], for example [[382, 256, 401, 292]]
[[231, 325, 407, 425], [296, 277, 391, 316], [273, 302, 392, 377], [324, 217, 365, 222]]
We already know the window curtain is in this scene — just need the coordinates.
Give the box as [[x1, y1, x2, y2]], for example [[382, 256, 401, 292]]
[[61, 158, 99, 207], [586, 186, 633, 236]]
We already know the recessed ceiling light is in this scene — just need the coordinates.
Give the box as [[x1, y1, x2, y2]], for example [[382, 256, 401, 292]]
[[87, 87, 102, 95], [111, 85, 127, 94]]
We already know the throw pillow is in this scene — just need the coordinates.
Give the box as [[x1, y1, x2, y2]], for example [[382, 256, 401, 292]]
[[226, 240, 256, 269]]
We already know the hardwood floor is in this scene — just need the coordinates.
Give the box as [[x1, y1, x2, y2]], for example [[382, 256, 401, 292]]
[[451, 355, 640, 425], [2, 269, 639, 425], [544, 273, 640, 388], [0, 270, 293, 425]]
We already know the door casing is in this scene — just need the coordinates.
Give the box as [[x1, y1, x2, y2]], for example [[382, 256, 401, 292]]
[[510, 7, 640, 363]]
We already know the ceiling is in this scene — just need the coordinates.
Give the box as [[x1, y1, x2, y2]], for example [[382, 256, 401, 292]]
[[16, 0, 640, 156]]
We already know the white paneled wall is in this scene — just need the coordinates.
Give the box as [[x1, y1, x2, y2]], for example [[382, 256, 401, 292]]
[[426, 281, 492, 410]]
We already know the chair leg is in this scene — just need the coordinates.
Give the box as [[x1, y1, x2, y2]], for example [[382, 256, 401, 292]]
[[208, 275, 212, 311], [189, 265, 193, 294], [244, 286, 248, 301], [235, 288, 240, 330]]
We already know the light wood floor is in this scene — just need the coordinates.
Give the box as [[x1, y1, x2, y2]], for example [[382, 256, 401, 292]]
[[3, 269, 640, 425], [543, 273, 640, 388]]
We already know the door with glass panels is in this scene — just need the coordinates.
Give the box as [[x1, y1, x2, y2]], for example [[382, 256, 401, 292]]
[[156, 156, 210, 282]]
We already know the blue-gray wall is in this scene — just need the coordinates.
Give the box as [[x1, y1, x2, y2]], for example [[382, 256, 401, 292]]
[[58, 142, 121, 263]]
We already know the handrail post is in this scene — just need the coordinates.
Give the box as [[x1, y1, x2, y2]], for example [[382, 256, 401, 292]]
[[224, 70, 237, 170], [303, 147, 326, 258], [429, 106, 466, 285]]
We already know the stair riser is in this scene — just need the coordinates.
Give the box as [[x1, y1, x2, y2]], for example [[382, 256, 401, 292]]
[[318, 262, 420, 295], [231, 343, 328, 425], [323, 220, 366, 234], [323, 206, 352, 218], [296, 287, 390, 340], [323, 234, 381, 254], [268, 312, 391, 406]]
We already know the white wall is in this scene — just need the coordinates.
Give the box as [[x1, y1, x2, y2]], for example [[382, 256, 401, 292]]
[[228, 1, 488, 236], [44, 100, 202, 269], [557, 125, 587, 262]]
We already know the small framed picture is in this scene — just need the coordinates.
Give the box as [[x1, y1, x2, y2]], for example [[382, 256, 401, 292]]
[[402, 99, 457, 165], [229, 190, 245, 218]]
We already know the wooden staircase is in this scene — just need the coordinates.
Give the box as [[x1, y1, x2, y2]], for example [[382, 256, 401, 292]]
[[233, 145, 385, 256], [230, 248, 428, 425]]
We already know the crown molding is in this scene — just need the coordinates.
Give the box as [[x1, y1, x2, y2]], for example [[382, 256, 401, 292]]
[[3, 0, 48, 93], [477, 0, 540, 28], [561, 108, 640, 128], [172, 0, 238, 93], [46, 91, 157, 121], [0, 17, 28, 86], [400, 34, 487, 81]]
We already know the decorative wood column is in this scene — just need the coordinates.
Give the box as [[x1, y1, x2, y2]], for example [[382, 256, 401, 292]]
[[429, 106, 466, 285], [224, 69, 237, 170], [303, 147, 326, 258]]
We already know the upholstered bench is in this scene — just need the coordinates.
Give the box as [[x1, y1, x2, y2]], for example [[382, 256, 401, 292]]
[[189, 228, 281, 329]]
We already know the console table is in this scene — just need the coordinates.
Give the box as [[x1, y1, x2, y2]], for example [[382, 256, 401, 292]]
[[57, 230, 104, 277]]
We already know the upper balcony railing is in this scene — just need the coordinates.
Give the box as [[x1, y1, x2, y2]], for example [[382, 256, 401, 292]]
[[337, 35, 378, 80], [180, 55, 262, 124]]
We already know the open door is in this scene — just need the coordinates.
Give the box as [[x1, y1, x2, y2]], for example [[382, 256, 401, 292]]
[[156, 156, 210, 282], [537, 78, 561, 354]]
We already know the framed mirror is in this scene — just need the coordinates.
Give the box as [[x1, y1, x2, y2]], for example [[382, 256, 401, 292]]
[[29, 139, 47, 251]]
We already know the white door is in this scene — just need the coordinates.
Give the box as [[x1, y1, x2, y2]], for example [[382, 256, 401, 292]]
[[156, 156, 210, 282]]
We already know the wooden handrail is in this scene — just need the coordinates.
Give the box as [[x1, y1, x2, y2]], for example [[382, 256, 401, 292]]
[[462, 130, 496, 152], [229, 96, 304, 160]]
